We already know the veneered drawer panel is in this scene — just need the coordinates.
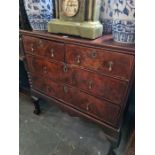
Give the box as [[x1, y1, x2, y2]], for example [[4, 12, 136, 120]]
[[39, 40, 65, 62], [31, 75, 60, 99], [66, 44, 134, 80], [68, 67, 128, 105], [23, 36, 39, 54], [31, 75, 120, 126], [23, 36, 65, 61], [26, 55, 70, 83]]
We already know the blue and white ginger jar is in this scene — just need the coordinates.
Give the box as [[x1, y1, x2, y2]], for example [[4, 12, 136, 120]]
[[24, 0, 53, 30], [112, 0, 135, 44], [100, 0, 114, 34]]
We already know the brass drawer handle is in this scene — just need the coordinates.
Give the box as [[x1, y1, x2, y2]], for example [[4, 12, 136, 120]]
[[50, 49, 55, 58], [86, 104, 90, 111], [63, 85, 68, 94], [39, 40, 43, 46], [91, 50, 97, 58], [88, 81, 93, 89], [31, 44, 34, 52], [63, 65, 68, 72], [43, 66, 47, 73], [75, 55, 81, 64], [108, 61, 114, 71]]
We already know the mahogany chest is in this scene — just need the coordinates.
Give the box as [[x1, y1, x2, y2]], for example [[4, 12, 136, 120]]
[[20, 30, 135, 153]]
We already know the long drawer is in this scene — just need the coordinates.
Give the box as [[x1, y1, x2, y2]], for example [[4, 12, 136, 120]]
[[69, 67, 128, 105], [30, 74, 120, 126], [26, 55, 128, 105], [23, 36, 65, 62], [66, 44, 134, 80]]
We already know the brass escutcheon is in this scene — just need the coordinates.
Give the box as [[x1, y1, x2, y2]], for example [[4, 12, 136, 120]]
[[63, 65, 68, 72], [91, 50, 97, 58]]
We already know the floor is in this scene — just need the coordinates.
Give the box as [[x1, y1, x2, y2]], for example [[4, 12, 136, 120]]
[[19, 93, 131, 155]]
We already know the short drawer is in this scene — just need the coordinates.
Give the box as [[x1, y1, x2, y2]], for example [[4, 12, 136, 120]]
[[68, 67, 128, 105], [30, 75, 120, 126], [22, 36, 38, 54], [66, 44, 134, 80], [26, 55, 70, 83], [23, 36, 65, 62]]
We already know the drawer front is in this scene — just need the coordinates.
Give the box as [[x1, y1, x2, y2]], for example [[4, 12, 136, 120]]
[[31, 75, 120, 126], [23, 36, 65, 62], [26, 55, 71, 83], [23, 36, 39, 54], [66, 44, 134, 80], [69, 67, 128, 105], [39, 40, 65, 62]]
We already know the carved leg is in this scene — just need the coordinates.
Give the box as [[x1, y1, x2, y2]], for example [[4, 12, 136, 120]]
[[31, 96, 41, 115]]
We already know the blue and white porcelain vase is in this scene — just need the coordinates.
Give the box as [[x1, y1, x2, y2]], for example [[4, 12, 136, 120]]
[[24, 0, 53, 30], [100, 0, 114, 34], [112, 0, 135, 44]]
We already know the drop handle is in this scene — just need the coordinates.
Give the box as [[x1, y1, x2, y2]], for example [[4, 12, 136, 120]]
[[108, 61, 114, 71], [86, 104, 90, 111], [88, 81, 93, 89], [39, 40, 43, 46], [63, 85, 68, 94], [75, 55, 81, 64], [50, 49, 55, 58], [31, 44, 34, 52]]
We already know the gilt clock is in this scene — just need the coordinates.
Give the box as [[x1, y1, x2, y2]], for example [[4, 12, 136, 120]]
[[48, 0, 103, 39]]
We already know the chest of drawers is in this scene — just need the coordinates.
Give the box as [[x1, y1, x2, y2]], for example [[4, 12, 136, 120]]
[[20, 30, 134, 154]]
